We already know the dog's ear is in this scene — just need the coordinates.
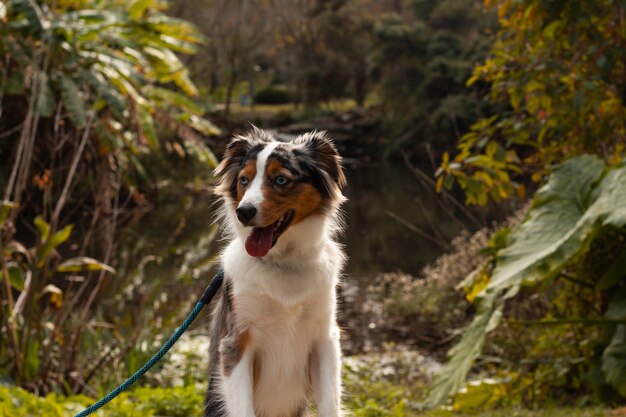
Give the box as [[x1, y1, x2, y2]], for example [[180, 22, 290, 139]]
[[295, 131, 346, 198], [214, 135, 254, 199]]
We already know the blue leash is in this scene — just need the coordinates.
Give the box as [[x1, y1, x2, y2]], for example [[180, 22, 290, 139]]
[[74, 269, 224, 417]]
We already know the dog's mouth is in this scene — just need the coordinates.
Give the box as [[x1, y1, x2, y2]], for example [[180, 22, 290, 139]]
[[245, 210, 294, 257]]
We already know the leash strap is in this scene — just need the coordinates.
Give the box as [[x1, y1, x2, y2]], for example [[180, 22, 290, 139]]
[[74, 269, 224, 417]]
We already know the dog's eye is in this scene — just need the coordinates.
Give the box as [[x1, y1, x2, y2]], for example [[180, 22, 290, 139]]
[[239, 176, 249, 186], [274, 176, 288, 186]]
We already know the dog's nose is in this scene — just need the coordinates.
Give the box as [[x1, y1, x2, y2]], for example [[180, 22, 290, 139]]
[[236, 204, 257, 224]]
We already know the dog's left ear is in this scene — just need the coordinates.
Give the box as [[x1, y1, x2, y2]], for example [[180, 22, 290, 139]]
[[214, 135, 254, 199], [296, 131, 346, 198]]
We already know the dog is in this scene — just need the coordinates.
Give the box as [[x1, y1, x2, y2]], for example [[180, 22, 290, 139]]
[[205, 128, 347, 417]]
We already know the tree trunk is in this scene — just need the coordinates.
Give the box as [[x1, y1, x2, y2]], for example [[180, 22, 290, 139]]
[[224, 70, 238, 119]]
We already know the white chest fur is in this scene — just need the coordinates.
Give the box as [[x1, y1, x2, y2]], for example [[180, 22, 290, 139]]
[[220, 216, 344, 416]]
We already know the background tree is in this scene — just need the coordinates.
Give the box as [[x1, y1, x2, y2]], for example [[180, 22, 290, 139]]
[[371, 0, 497, 159], [174, 0, 273, 118]]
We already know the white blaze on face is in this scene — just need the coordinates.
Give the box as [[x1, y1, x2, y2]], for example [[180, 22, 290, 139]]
[[238, 141, 280, 217]]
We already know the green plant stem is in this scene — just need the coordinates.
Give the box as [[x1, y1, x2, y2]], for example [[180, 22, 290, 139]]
[[507, 318, 626, 326], [0, 255, 24, 382], [558, 273, 594, 288]]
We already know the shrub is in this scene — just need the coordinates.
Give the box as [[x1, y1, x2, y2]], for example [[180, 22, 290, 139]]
[[0, 0, 218, 395], [429, 156, 626, 406], [0, 384, 203, 417], [254, 85, 292, 104]]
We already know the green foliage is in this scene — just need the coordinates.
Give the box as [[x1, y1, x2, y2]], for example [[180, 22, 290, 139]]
[[254, 85, 292, 105], [0, 214, 114, 389], [0, 385, 65, 417], [0, 0, 218, 202], [0, 0, 219, 395], [344, 354, 424, 417], [439, 0, 626, 205], [0, 384, 203, 417], [429, 155, 626, 406], [0, 356, 612, 416]]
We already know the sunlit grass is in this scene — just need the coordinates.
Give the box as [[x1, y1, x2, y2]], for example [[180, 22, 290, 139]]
[[0, 378, 615, 416], [419, 408, 610, 417], [224, 98, 360, 116]]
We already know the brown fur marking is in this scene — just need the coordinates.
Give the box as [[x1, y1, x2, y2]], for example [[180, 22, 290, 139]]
[[235, 160, 257, 203], [257, 158, 323, 229], [253, 352, 261, 389], [220, 328, 250, 377]]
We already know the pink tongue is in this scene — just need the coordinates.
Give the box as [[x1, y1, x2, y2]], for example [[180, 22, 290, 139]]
[[245, 225, 274, 257]]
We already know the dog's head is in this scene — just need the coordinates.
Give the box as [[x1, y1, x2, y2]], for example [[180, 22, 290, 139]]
[[214, 128, 346, 258]]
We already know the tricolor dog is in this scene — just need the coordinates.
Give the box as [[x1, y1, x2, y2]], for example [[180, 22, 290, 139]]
[[205, 128, 347, 417]]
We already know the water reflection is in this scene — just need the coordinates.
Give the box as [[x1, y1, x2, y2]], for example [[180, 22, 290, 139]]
[[343, 162, 481, 281]]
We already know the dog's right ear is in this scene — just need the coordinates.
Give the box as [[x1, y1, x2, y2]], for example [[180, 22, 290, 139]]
[[214, 136, 254, 199]]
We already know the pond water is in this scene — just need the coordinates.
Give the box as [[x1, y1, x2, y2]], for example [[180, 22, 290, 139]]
[[342, 161, 481, 281]]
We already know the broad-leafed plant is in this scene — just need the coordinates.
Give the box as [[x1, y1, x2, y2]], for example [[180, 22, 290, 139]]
[[429, 0, 626, 407], [429, 155, 626, 406]]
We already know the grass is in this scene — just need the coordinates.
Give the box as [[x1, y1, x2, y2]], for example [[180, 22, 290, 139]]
[[420, 408, 610, 417], [225, 98, 359, 116], [0, 383, 617, 416], [1, 342, 619, 416]]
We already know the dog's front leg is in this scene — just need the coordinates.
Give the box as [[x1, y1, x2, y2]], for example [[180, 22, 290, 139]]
[[220, 333, 256, 417], [310, 327, 342, 417]]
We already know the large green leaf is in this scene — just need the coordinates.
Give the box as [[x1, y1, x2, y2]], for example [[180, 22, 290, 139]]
[[427, 292, 502, 407], [488, 155, 625, 292], [428, 155, 626, 406], [603, 325, 626, 397]]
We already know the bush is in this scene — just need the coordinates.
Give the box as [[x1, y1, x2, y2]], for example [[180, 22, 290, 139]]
[[0, 0, 218, 395], [0, 385, 203, 417], [429, 156, 626, 406], [254, 85, 292, 104]]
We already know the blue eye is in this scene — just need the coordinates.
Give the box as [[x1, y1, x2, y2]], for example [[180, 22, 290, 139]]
[[275, 176, 288, 186], [239, 176, 249, 186]]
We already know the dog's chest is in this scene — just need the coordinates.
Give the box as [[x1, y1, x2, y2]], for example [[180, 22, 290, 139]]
[[235, 288, 329, 340], [236, 291, 331, 415]]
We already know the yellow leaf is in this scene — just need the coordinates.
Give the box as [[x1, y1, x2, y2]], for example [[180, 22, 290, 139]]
[[442, 151, 450, 166], [474, 171, 494, 188], [466, 74, 480, 87], [466, 271, 490, 303], [42, 284, 63, 308], [436, 176, 444, 193], [517, 183, 526, 201]]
